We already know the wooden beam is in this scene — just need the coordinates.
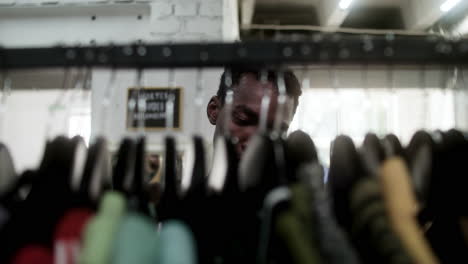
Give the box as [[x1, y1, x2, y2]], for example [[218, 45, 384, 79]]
[[241, 0, 255, 28]]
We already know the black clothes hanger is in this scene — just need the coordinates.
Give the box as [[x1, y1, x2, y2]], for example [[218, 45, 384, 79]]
[[156, 136, 180, 221], [405, 130, 436, 208], [382, 134, 404, 158], [238, 133, 277, 203], [79, 136, 111, 207], [424, 129, 468, 263], [112, 137, 136, 193], [238, 70, 288, 199], [0, 143, 28, 209], [359, 133, 385, 177], [130, 136, 150, 215], [196, 134, 240, 264], [0, 139, 57, 210], [0, 143, 16, 196], [0, 135, 87, 263], [285, 130, 319, 180], [112, 137, 150, 215], [257, 186, 292, 264], [327, 135, 364, 231], [256, 130, 319, 264], [182, 135, 206, 201]]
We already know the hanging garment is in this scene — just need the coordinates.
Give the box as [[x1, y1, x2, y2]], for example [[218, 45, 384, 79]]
[[0, 136, 87, 263], [379, 158, 439, 264], [424, 130, 468, 263], [79, 191, 126, 264], [350, 177, 412, 264], [157, 220, 197, 264], [275, 183, 323, 264], [298, 163, 361, 264], [0, 143, 16, 195], [111, 212, 159, 264], [54, 208, 94, 264], [11, 245, 52, 264]]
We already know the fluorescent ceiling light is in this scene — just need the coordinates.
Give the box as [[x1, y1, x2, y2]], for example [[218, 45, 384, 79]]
[[339, 0, 353, 10], [338, 0, 353, 10], [440, 0, 461, 12]]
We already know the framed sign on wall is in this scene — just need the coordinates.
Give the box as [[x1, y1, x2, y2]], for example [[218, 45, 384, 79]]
[[126, 87, 183, 131]]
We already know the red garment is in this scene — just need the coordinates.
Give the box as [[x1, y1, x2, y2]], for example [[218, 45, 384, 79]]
[[53, 208, 94, 264], [12, 245, 52, 264]]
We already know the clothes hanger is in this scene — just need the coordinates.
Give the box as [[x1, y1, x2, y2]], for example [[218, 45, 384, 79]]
[[130, 52, 152, 215], [45, 63, 89, 202], [79, 136, 111, 207], [358, 60, 385, 176], [270, 69, 289, 184], [405, 130, 437, 210], [258, 129, 325, 264], [0, 74, 16, 196], [113, 62, 150, 215], [327, 135, 364, 231], [113, 138, 137, 193], [0, 59, 92, 263], [296, 133, 362, 264], [0, 72, 11, 142], [359, 133, 385, 178], [181, 67, 207, 200], [176, 67, 208, 234], [236, 68, 297, 264], [0, 134, 88, 263], [238, 69, 276, 195], [236, 72, 288, 261], [382, 133, 404, 158], [157, 67, 181, 221], [132, 136, 151, 215], [0, 67, 70, 205], [207, 67, 238, 196], [257, 186, 291, 264], [113, 51, 144, 194], [424, 129, 468, 262], [420, 65, 468, 261], [285, 130, 319, 177], [79, 65, 116, 205]]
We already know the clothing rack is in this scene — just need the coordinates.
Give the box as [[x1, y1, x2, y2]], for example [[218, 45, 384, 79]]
[[2, 33, 468, 69]]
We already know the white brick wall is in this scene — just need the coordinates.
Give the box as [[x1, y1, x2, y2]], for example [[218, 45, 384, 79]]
[[148, 0, 223, 41], [183, 16, 221, 35], [150, 16, 183, 34], [199, 0, 221, 17], [0, 0, 224, 46], [151, 2, 173, 19], [174, 1, 197, 16]]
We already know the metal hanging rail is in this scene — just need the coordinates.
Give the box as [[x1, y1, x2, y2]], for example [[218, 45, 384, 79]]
[[1, 33, 468, 69]]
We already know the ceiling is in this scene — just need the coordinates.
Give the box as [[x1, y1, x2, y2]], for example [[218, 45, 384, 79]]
[[241, 0, 468, 39], [255, 0, 404, 8]]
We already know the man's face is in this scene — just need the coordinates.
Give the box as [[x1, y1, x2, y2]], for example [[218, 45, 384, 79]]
[[207, 73, 294, 158]]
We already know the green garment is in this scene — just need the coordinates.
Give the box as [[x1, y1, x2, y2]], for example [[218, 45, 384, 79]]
[[111, 213, 159, 264], [350, 177, 412, 264], [79, 191, 126, 264], [276, 184, 323, 264], [157, 220, 197, 264]]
